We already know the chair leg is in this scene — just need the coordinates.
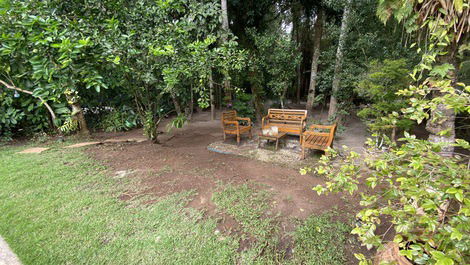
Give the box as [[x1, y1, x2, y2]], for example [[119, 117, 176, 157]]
[[249, 129, 252, 139], [237, 134, 240, 146]]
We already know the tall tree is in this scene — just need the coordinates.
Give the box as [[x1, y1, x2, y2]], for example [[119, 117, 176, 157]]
[[220, 0, 231, 104], [291, 0, 302, 103], [306, 8, 324, 113], [328, 0, 353, 120]]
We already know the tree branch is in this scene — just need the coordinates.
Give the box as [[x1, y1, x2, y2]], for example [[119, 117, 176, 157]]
[[0, 79, 57, 124]]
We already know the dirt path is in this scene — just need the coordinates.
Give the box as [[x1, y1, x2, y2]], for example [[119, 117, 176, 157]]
[[85, 110, 369, 263], [0, 236, 21, 265], [88, 111, 366, 220]]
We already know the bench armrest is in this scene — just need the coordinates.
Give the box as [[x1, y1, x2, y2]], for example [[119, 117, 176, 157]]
[[261, 115, 269, 128], [309, 124, 335, 130]]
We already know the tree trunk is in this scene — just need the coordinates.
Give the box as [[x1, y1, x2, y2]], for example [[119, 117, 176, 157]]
[[306, 8, 324, 114], [170, 90, 182, 116], [328, 0, 352, 120], [426, 49, 458, 155], [220, 0, 232, 104], [72, 103, 89, 136], [292, 0, 302, 103], [66, 93, 89, 136], [221, 0, 229, 41], [249, 71, 264, 122], [209, 71, 216, 120], [185, 84, 194, 120], [217, 83, 222, 109], [426, 96, 456, 155]]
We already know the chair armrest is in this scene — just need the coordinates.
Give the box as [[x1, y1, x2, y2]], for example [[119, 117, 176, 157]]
[[237, 117, 251, 125], [223, 120, 239, 130]]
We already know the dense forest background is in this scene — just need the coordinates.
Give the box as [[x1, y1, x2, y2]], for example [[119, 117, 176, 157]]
[[2, 0, 467, 142]]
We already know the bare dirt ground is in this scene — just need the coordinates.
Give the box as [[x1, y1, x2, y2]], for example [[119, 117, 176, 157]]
[[87, 110, 370, 262]]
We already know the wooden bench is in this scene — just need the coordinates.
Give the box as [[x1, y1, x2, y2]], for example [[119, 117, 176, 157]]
[[261, 109, 307, 136], [300, 124, 337, 159], [221, 110, 252, 145]]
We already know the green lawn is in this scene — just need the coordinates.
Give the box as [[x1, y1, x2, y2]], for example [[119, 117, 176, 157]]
[[213, 183, 351, 265], [0, 145, 351, 264]]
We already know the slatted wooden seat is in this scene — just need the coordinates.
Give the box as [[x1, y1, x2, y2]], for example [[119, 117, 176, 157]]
[[261, 109, 307, 136], [221, 110, 252, 145], [300, 124, 337, 159]]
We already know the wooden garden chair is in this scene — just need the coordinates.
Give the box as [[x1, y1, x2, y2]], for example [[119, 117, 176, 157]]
[[300, 123, 337, 159], [221, 110, 252, 145]]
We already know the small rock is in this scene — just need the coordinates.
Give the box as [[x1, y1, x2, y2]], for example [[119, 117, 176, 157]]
[[115, 170, 133, 178]]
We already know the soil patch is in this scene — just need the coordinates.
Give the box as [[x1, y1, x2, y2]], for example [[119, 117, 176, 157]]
[[85, 110, 369, 263], [17, 147, 49, 154]]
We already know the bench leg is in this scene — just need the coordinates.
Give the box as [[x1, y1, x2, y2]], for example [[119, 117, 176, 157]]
[[249, 128, 252, 139], [237, 134, 240, 146], [275, 139, 279, 151]]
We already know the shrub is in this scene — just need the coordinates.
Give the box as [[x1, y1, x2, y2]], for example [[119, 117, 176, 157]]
[[356, 59, 414, 140], [301, 136, 470, 264], [232, 92, 256, 121], [100, 106, 139, 132]]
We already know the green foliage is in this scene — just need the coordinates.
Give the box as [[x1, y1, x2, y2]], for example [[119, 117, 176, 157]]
[[248, 28, 301, 107], [356, 59, 414, 138], [0, 0, 246, 140], [316, 1, 417, 115], [305, 137, 470, 265], [142, 111, 159, 142], [232, 92, 256, 121], [100, 106, 139, 132], [303, 1, 470, 263], [166, 114, 187, 132], [0, 0, 115, 137], [59, 117, 78, 135], [0, 90, 71, 139], [0, 92, 24, 140], [108, 0, 245, 140]]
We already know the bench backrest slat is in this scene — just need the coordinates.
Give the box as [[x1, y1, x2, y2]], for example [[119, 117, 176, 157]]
[[222, 110, 237, 121], [267, 109, 307, 121], [264, 109, 307, 136]]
